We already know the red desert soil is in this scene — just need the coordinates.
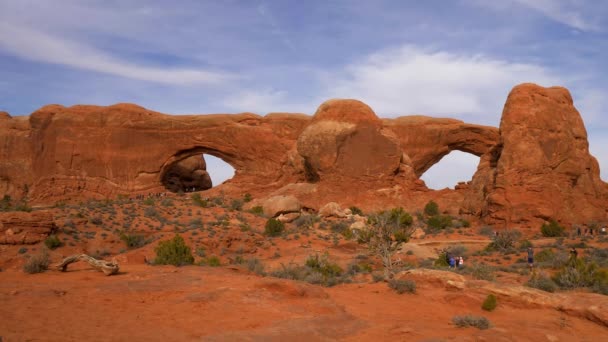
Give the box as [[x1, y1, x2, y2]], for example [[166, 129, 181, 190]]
[[1, 195, 608, 341]]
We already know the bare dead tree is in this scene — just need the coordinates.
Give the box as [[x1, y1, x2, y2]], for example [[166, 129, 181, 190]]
[[55, 254, 119, 276]]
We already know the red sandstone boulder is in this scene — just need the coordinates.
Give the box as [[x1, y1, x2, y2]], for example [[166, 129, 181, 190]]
[[0, 210, 57, 244], [297, 99, 404, 181], [0, 111, 11, 120]]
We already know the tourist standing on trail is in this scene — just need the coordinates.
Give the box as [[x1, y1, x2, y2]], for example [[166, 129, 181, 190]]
[[577, 227, 581, 237], [449, 255, 456, 268], [458, 256, 464, 268], [527, 247, 534, 269]]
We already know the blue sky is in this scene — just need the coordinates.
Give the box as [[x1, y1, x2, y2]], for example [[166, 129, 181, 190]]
[[0, 0, 606, 188]]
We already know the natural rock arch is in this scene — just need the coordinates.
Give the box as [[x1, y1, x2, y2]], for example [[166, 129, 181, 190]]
[[159, 147, 238, 193]]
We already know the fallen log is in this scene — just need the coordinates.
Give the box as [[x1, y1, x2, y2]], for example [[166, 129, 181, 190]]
[[55, 254, 119, 276]]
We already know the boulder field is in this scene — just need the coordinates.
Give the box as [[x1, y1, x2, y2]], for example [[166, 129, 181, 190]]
[[0, 83, 606, 227]]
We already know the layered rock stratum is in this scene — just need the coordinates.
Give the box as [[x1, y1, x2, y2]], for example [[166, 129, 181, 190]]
[[0, 83, 606, 227]]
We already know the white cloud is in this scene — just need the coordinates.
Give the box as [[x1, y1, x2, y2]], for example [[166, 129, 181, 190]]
[[323, 45, 558, 123], [513, 0, 602, 31], [0, 22, 234, 85]]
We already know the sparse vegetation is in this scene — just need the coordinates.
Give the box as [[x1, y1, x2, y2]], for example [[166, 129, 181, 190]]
[[481, 294, 497, 311], [388, 279, 416, 294], [264, 218, 284, 237], [486, 229, 521, 252], [541, 220, 565, 237], [526, 271, 558, 293], [349, 206, 363, 216], [191, 193, 208, 207], [452, 315, 490, 330], [364, 207, 415, 279], [424, 200, 439, 216], [119, 232, 146, 248], [270, 253, 349, 287], [154, 234, 194, 266], [249, 205, 264, 216], [23, 249, 50, 274], [44, 234, 62, 250]]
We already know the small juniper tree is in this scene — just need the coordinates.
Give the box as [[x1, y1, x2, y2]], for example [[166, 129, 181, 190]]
[[365, 208, 415, 279]]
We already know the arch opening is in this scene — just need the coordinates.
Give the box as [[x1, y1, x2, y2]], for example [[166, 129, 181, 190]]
[[160, 148, 236, 193], [420, 150, 480, 190]]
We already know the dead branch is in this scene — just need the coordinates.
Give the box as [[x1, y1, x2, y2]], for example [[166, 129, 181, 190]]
[[55, 254, 119, 276]]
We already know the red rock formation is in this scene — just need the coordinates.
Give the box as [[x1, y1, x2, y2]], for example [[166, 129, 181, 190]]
[[0, 211, 57, 244], [463, 83, 608, 226], [0, 84, 605, 226]]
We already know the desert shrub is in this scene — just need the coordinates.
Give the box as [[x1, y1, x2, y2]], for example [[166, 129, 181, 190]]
[[346, 261, 373, 275], [552, 258, 608, 293], [349, 206, 363, 216], [0, 195, 11, 211], [468, 263, 495, 281], [191, 193, 208, 207], [23, 249, 50, 274], [143, 197, 155, 206], [14, 201, 32, 212], [586, 248, 608, 268], [294, 213, 321, 229], [90, 216, 103, 225], [424, 200, 439, 216], [18, 247, 28, 254], [535, 249, 555, 263], [230, 199, 243, 211], [120, 232, 146, 248], [478, 226, 494, 237], [365, 207, 416, 279], [388, 279, 416, 294], [44, 235, 62, 250], [264, 218, 285, 237], [481, 294, 497, 311], [246, 258, 266, 275], [518, 240, 533, 250], [144, 206, 160, 219], [160, 198, 174, 207], [526, 271, 558, 293], [243, 193, 253, 203], [427, 215, 452, 230], [486, 229, 521, 252], [271, 253, 349, 287], [198, 256, 221, 267], [154, 234, 194, 266], [188, 218, 203, 229], [541, 220, 565, 237], [434, 251, 449, 267], [249, 205, 264, 216], [195, 247, 206, 257], [452, 315, 490, 330]]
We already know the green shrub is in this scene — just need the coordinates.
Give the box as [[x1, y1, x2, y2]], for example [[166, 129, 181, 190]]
[[191, 193, 208, 207], [424, 200, 439, 216], [427, 215, 452, 230], [485, 229, 521, 251], [160, 198, 174, 207], [243, 193, 253, 203], [23, 249, 50, 274], [460, 219, 471, 228], [264, 218, 284, 237], [452, 315, 490, 330], [469, 263, 495, 281], [349, 206, 363, 216], [44, 235, 62, 250], [294, 214, 320, 229], [143, 197, 155, 206], [535, 249, 555, 263], [230, 199, 243, 211], [90, 216, 103, 225], [271, 253, 349, 287], [154, 234, 194, 266], [552, 258, 608, 293], [199, 255, 221, 267], [18, 247, 28, 254], [518, 240, 533, 250], [246, 258, 266, 275], [526, 272, 558, 293], [481, 294, 497, 311], [0, 195, 11, 211], [541, 220, 565, 237], [120, 232, 146, 248], [388, 279, 416, 294], [249, 205, 264, 216]]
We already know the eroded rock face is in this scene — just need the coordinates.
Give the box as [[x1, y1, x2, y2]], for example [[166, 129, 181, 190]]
[[0, 84, 605, 226], [464, 84, 608, 225], [0, 211, 57, 244], [297, 99, 406, 181]]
